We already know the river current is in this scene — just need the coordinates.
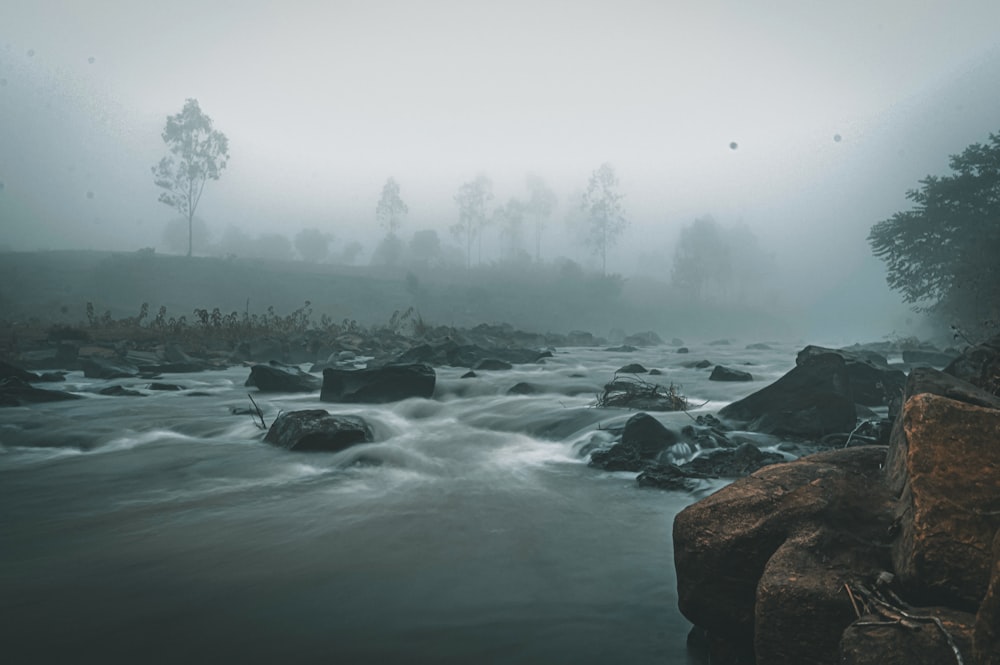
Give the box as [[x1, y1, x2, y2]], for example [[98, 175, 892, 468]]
[[1, 341, 815, 664]]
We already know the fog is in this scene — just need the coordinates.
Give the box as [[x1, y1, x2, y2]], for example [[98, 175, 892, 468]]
[[2, 0, 1000, 340]]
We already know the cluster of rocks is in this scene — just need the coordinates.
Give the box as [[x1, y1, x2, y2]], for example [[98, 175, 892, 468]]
[[672, 336, 1000, 664]]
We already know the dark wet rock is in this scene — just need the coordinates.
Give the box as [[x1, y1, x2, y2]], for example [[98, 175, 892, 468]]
[[648, 368, 663, 375], [709, 365, 753, 382], [148, 382, 182, 391], [902, 348, 957, 367], [796, 345, 906, 407], [163, 342, 193, 363], [507, 382, 538, 395], [0, 360, 42, 383], [682, 359, 712, 369], [589, 412, 679, 472], [395, 340, 547, 368], [681, 442, 784, 477], [245, 361, 321, 393], [673, 446, 893, 664], [566, 330, 596, 346], [623, 331, 663, 347], [461, 370, 476, 379], [616, 363, 648, 374], [81, 355, 140, 379], [36, 372, 66, 383], [99, 385, 144, 397], [264, 409, 373, 452], [473, 358, 513, 371], [944, 333, 1000, 395], [322, 363, 435, 403], [637, 464, 704, 491], [0, 376, 83, 405], [909, 366, 1000, 411], [676, 347, 690, 354], [840, 605, 975, 665], [605, 344, 638, 353], [718, 351, 857, 437]]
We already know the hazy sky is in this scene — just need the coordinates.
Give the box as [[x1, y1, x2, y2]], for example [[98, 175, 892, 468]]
[[2, 0, 999, 292]]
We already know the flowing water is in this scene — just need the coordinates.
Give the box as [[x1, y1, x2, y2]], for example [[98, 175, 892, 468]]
[[1, 342, 808, 664]]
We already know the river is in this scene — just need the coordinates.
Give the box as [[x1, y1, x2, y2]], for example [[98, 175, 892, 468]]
[[1, 341, 808, 664]]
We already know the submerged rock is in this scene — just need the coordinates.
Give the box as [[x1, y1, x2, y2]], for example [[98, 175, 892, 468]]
[[245, 361, 321, 393], [321, 363, 435, 403], [264, 409, 373, 452]]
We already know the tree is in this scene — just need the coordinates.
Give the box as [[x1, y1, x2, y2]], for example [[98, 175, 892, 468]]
[[151, 99, 229, 257], [495, 198, 527, 263], [451, 175, 494, 268], [294, 228, 333, 263], [869, 132, 1000, 332], [376, 177, 408, 238], [671, 216, 733, 299], [162, 216, 210, 255], [525, 174, 557, 261], [580, 163, 628, 275]]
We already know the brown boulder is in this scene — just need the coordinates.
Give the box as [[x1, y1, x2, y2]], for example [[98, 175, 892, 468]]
[[885, 391, 1000, 609], [975, 530, 1000, 665], [673, 446, 892, 662], [840, 606, 975, 664]]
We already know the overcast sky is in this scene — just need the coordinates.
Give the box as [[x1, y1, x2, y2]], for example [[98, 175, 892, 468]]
[[2, 0, 999, 301]]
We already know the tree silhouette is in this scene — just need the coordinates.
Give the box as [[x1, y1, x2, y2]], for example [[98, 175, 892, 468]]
[[581, 163, 628, 275]]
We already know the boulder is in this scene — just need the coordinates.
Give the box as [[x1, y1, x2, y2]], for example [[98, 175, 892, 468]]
[[245, 361, 321, 393], [840, 606, 975, 664], [99, 385, 144, 397], [80, 356, 140, 379], [264, 409, 373, 452], [681, 359, 712, 369], [796, 345, 906, 407], [616, 363, 648, 374], [321, 363, 435, 403], [0, 360, 42, 382], [944, 333, 1000, 395], [507, 382, 538, 395], [623, 331, 663, 347], [0, 377, 83, 406], [885, 385, 1000, 609], [636, 464, 704, 491], [673, 446, 892, 663], [680, 442, 784, 477], [902, 348, 957, 367], [710, 365, 753, 382], [589, 412, 679, 472], [718, 352, 857, 437], [473, 358, 513, 371], [974, 530, 1000, 665]]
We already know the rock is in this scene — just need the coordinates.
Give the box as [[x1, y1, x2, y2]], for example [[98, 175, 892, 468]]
[[681, 442, 784, 477], [974, 530, 1000, 665], [796, 345, 906, 407], [944, 333, 1000, 395], [616, 363, 648, 374], [840, 606, 975, 664], [321, 363, 435, 403], [589, 412, 679, 471], [0, 360, 42, 382], [885, 388, 1000, 609], [905, 366, 1000, 411], [507, 382, 538, 395], [709, 365, 753, 382], [148, 382, 182, 391], [80, 356, 140, 379], [566, 330, 596, 346], [163, 342, 193, 363], [902, 348, 957, 367], [681, 359, 712, 369], [676, 347, 690, 354], [473, 358, 513, 371], [623, 331, 663, 347], [98, 385, 144, 397], [648, 368, 663, 375], [670, 337, 685, 347], [0, 377, 83, 405], [245, 361, 321, 393], [636, 464, 703, 491], [264, 409, 373, 452], [605, 344, 638, 353], [718, 352, 857, 437], [673, 446, 892, 663], [461, 370, 476, 379]]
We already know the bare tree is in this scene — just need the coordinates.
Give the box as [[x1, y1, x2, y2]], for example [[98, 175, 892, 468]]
[[451, 175, 494, 268], [580, 163, 628, 275]]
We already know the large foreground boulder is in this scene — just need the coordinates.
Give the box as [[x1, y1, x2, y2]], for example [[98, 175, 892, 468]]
[[718, 352, 857, 437], [245, 361, 321, 393], [264, 409, 373, 452], [673, 446, 892, 664], [321, 363, 435, 403], [885, 368, 1000, 609]]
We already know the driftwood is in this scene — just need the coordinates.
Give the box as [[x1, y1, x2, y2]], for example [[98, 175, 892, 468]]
[[594, 373, 688, 412]]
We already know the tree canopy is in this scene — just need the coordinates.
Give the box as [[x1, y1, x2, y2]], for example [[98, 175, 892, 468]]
[[869, 131, 1000, 332], [376, 177, 408, 237], [151, 98, 229, 257], [452, 175, 494, 268], [580, 163, 628, 275]]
